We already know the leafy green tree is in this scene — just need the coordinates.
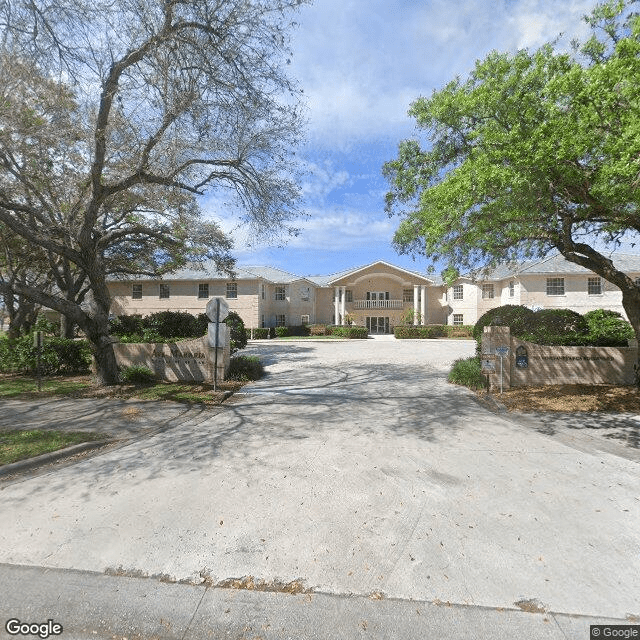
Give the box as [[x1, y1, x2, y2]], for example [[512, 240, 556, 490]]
[[384, 0, 640, 343], [0, 0, 308, 384]]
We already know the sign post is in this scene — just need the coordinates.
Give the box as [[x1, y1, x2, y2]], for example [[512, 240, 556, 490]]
[[494, 345, 510, 394], [206, 297, 230, 392], [33, 331, 43, 392]]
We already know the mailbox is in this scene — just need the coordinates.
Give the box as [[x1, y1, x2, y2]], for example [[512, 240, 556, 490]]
[[516, 346, 528, 369]]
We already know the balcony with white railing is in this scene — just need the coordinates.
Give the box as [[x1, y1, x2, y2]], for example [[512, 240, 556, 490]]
[[353, 299, 405, 310]]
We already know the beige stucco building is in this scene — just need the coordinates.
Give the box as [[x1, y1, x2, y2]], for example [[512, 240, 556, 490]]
[[109, 254, 640, 333]]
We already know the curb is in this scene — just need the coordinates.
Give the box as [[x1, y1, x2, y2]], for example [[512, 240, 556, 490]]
[[0, 439, 113, 477]]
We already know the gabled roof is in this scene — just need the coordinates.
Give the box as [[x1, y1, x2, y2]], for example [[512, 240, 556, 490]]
[[471, 252, 640, 281], [308, 260, 436, 286]]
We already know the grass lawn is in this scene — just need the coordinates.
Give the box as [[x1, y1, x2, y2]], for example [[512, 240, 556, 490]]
[[0, 374, 243, 406], [277, 335, 346, 340], [0, 429, 105, 466]]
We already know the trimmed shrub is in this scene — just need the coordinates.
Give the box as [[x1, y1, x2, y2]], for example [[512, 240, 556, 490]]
[[120, 365, 156, 384], [394, 324, 464, 339], [448, 356, 486, 390], [330, 326, 368, 339], [584, 309, 634, 346], [227, 355, 264, 381], [251, 328, 270, 339], [109, 315, 145, 337], [309, 324, 329, 336], [0, 334, 91, 374], [275, 326, 289, 338], [286, 324, 311, 337], [225, 311, 247, 354], [145, 311, 204, 339], [473, 305, 535, 343], [521, 308, 589, 345]]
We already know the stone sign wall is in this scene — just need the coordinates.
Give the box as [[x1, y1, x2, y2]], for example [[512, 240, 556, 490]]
[[113, 336, 229, 383], [482, 326, 638, 389]]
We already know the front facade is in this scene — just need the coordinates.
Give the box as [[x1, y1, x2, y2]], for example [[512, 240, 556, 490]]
[[109, 255, 640, 333]]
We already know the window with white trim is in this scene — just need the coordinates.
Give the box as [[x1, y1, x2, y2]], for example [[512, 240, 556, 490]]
[[546, 277, 565, 296], [403, 289, 413, 302], [261, 314, 265, 328], [226, 282, 237, 299], [453, 285, 463, 300], [587, 277, 602, 295], [275, 286, 286, 300], [508, 281, 515, 297], [198, 283, 209, 299], [261, 284, 265, 299], [301, 314, 310, 324], [453, 314, 464, 326], [159, 284, 170, 299], [132, 284, 142, 299], [481, 284, 494, 299], [345, 290, 353, 303], [275, 314, 286, 327]]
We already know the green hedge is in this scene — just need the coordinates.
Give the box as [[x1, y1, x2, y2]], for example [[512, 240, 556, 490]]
[[251, 328, 270, 339], [475, 305, 634, 347], [109, 311, 209, 341], [329, 326, 369, 339], [0, 334, 92, 375], [394, 325, 474, 339]]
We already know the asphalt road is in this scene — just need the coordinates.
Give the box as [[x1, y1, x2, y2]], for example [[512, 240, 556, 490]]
[[1, 338, 638, 638]]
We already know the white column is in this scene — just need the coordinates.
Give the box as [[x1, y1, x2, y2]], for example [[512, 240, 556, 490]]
[[341, 286, 346, 325], [421, 285, 427, 325], [413, 285, 419, 325], [334, 286, 340, 325]]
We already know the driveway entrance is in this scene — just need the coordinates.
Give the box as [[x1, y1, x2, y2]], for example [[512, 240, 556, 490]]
[[0, 339, 637, 627]]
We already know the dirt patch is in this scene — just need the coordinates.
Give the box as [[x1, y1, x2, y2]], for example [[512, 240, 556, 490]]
[[481, 385, 640, 413], [212, 575, 311, 595], [514, 598, 547, 613]]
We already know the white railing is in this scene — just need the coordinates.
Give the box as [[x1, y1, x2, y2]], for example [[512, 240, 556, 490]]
[[353, 299, 404, 309]]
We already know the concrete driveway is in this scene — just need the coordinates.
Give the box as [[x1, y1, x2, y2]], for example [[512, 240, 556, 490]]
[[1, 338, 638, 635]]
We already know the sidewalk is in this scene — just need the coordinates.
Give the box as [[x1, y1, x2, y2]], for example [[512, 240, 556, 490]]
[[0, 563, 625, 640]]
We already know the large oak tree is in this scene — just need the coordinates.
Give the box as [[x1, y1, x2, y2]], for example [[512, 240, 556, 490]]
[[0, 0, 308, 384], [384, 0, 640, 342]]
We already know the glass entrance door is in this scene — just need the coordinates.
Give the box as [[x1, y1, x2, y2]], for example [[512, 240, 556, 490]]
[[366, 316, 390, 334]]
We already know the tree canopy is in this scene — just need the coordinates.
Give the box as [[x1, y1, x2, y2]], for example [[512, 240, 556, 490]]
[[0, 0, 309, 383], [384, 0, 640, 340]]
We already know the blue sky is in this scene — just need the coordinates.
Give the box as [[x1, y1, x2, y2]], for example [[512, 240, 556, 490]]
[[204, 0, 598, 278]]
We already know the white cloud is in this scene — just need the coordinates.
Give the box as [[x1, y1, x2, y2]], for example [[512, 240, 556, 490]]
[[290, 0, 597, 146]]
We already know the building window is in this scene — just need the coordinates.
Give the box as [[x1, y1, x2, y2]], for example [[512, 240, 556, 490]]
[[481, 284, 494, 299], [546, 277, 565, 296], [198, 283, 209, 299], [345, 290, 353, 303], [275, 286, 286, 300], [226, 282, 237, 299], [301, 314, 310, 324], [588, 277, 602, 295], [453, 314, 464, 326], [261, 284, 265, 300], [159, 284, 170, 299], [261, 314, 265, 328], [132, 284, 142, 300], [636, 277, 640, 287], [403, 289, 413, 302], [509, 281, 515, 297], [276, 314, 286, 327], [453, 285, 463, 300]]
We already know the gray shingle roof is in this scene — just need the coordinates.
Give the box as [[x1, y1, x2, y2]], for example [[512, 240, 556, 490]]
[[472, 252, 640, 281]]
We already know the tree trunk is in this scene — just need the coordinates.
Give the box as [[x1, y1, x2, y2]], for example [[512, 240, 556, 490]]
[[621, 287, 640, 386], [60, 313, 75, 339], [91, 332, 120, 385]]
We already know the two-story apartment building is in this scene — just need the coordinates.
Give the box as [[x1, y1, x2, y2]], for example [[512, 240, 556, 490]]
[[108, 254, 640, 333]]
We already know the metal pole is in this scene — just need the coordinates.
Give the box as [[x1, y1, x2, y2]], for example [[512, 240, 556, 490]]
[[37, 338, 42, 392], [213, 298, 220, 392], [500, 354, 503, 394]]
